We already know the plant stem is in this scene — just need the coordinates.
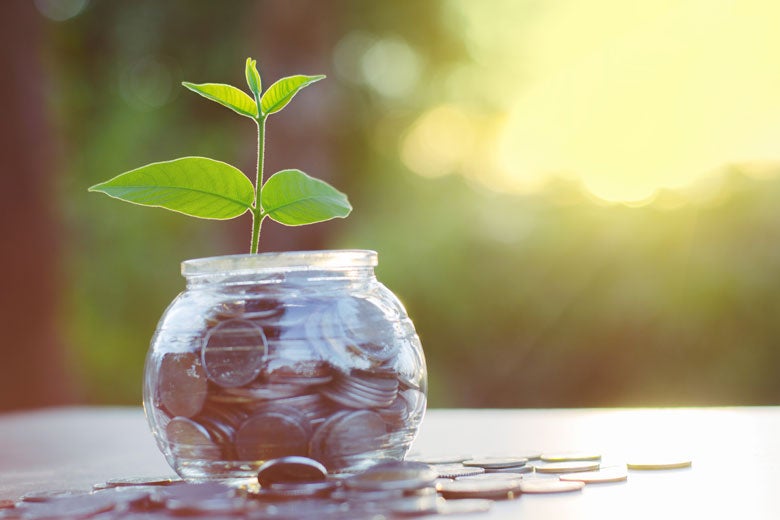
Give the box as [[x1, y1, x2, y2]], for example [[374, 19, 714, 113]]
[[250, 115, 267, 254]]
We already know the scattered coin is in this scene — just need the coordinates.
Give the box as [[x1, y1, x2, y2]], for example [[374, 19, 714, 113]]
[[456, 472, 527, 482], [260, 480, 338, 499], [626, 458, 692, 470], [540, 451, 602, 462], [432, 464, 486, 478], [19, 489, 86, 503], [535, 461, 601, 474], [485, 464, 534, 475], [559, 466, 629, 483], [463, 457, 528, 469], [518, 479, 586, 494], [406, 454, 472, 465], [437, 479, 522, 500], [257, 456, 328, 486], [345, 461, 437, 491], [102, 476, 181, 488]]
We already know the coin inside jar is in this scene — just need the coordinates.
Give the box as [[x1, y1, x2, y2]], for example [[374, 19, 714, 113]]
[[158, 352, 208, 418], [202, 319, 267, 388], [235, 406, 311, 461], [257, 456, 328, 487], [166, 417, 222, 460]]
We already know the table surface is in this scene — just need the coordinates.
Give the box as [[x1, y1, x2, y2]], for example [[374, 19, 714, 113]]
[[1, 406, 778, 518]]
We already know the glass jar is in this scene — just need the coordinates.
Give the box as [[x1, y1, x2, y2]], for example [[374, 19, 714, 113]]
[[143, 250, 427, 482]]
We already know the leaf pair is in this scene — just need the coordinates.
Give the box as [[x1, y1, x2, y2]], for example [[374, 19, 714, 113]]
[[88, 157, 351, 226], [182, 74, 324, 120]]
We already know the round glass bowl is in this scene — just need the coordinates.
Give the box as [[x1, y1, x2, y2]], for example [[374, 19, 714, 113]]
[[143, 251, 427, 482]]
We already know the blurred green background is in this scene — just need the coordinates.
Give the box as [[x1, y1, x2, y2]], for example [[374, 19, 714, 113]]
[[2, 0, 779, 410]]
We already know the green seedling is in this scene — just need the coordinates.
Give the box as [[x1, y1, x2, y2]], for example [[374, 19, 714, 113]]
[[89, 58, 351, 254]]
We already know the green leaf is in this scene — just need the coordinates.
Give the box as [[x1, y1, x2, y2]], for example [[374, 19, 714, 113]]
[[181, 82, 258, 118], [89, 157, 255, 220], [260, 75, 325, 116], [244, 58, 262, 97], [261, 169, 351, 226]]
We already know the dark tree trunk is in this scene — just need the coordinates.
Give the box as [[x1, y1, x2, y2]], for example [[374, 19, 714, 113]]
[[0, 1, 77, 410]]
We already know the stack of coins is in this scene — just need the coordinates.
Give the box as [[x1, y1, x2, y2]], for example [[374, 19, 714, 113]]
[[150, 292, 427, 477]]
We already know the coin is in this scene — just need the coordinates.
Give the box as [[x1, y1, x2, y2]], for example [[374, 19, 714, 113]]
[[463, 457, 528, 469], [485, 464, 534, 475], [19, 490, 86, 503], [456, 472, 527, 482], [158, 352, 208, 418], [257, 456, 328, 486], [14, 492, 118, 518], [335, 298, 400, 363], [437, 479, 522, 500], [626, 458, 692, 470], [345, 461, 437, 492], [102, 476, 181, 488], [540, 451, 602, 462], [310, 410, 388, 470], [235, 406, 311, 461], [166, 416, 221, 460], [534, 461, 600, 474], [260, 481, 338, 499], [151, 482, 236, 505], [407, 454, 472, 465], [202, 319, 267, 388], [518, 479, 586, 494], [432, 464, 486, 478], [560, 466, 629, 483]]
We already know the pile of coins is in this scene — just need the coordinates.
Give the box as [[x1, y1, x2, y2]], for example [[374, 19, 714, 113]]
[[0, 453, 692, 519], [148, 293, 426, 477]]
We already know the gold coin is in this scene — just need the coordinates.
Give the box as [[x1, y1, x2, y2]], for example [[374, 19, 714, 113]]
[[626, 458, 692, 470], [540, 451, 601, 462]]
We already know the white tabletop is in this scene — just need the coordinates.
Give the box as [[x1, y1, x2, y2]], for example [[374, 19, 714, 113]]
[[1, 406, 778, 518]]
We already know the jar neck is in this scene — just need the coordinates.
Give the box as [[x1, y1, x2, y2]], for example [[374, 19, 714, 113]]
[[181, 250, 379, 289]]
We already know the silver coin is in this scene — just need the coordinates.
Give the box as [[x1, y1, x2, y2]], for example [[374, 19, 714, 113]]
[[437, 479, 522, 500], [158, 352, 208, 418], [345, 461, 437, 492], [223, 382, 310, 400], [260, 481, 338, 499], [102, 476, 180, 488], [151, 482, 236, 504], [165, 417, 221, 460], [407, 454, 472, 465], [462, 457, 528, 469], [456, 472, 527, 482], [432, 464, 485, 479], [534, 461, 600, 474], [202, 319, 267, 388], [485, 464, 534, 474], [335, 298, 400, 363], [310, 410, 387, 470], [235, 406, 311, 461], [19, 489, 86, 503], [257, 456, 328, 486], [166, 497, 253, 515], [13, 492, 118, 518]]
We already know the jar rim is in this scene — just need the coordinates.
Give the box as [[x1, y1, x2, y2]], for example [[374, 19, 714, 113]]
[[181, 250, 378, 277]]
